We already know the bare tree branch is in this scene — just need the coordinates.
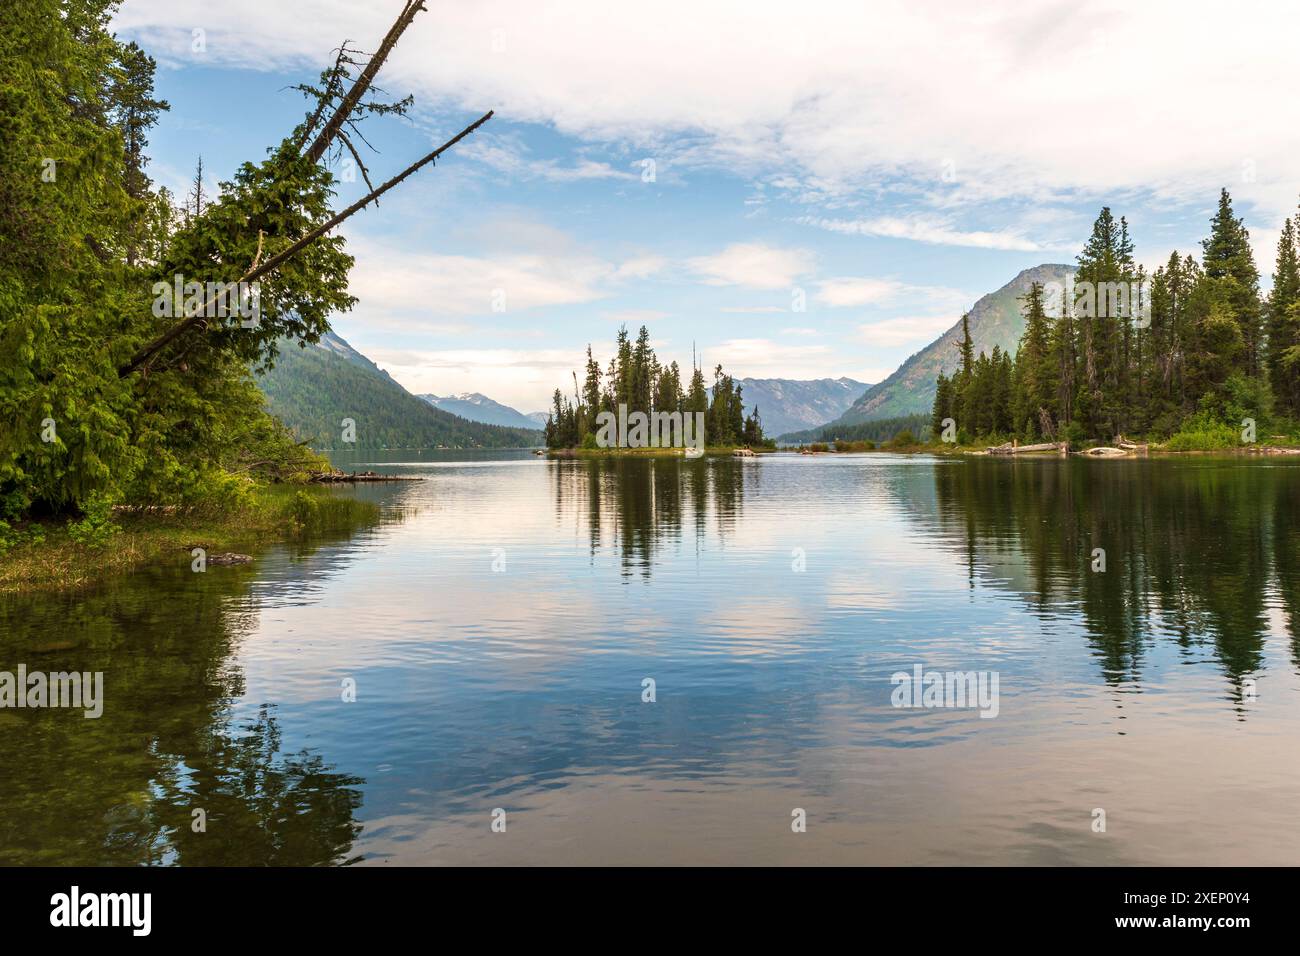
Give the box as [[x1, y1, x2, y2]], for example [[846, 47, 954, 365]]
[[338, 130, 375, 194], [293, 42, 352, 153], [305, 1, 424, 165]]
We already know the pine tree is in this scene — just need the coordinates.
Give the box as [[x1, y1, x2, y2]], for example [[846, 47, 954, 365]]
[[184, 155, 207, 221], [1013, 281, 1055, 438], [951, 313, 975, 435], [109, 41, 169, 267], [1073, 206, 1130, 439], [580, 345, 602, 439], [631, 325, 653, 415], [931, 372, 952, 438], [1202, 188, 1263, 377], [1268, 217, 1300, 413]]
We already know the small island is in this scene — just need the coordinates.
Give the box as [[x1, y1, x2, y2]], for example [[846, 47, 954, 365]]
[[541, 326, 776, 456]]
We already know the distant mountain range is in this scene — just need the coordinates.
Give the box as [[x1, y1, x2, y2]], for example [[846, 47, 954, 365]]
[[418, 392, 543, 431], [738, 377, 870, 438], [256, 332, 543, 449], [260, 264, 1070, 452], [805, 263, 1076, 435]]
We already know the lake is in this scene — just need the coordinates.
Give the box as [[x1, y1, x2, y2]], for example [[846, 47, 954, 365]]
[[3, 451, 1298, 865]]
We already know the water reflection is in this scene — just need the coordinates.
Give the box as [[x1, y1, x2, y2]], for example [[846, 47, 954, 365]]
[[915, 458, 1300, 692], [549, 456, 750, 575], [6, 451, 1300, 865], [0, 548, 364, 866]]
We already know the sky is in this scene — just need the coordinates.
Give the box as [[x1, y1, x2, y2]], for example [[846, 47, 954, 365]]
[[113, 0, 1300, 413]]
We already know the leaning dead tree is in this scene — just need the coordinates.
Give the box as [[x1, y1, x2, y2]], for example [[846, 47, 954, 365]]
[[299, 0, 424, 166], [118, 0, 488, 378]]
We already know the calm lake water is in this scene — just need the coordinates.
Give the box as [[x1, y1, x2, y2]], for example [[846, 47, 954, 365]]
[[3, 451, 1299, 865]]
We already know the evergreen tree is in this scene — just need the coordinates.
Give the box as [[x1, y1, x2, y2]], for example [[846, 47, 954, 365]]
[[1268, 217, 1300, 413], [931, 372, 952, 438], [1202, 188, 1263, 377], [631, 325, 654, 415], [1073, 206, 1129, 439], [1013, 281, 1055, 438], [580, 344, 602, 439]]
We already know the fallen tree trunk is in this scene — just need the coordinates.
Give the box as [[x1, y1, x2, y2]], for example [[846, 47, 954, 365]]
[[989, 441, 1066, 455]]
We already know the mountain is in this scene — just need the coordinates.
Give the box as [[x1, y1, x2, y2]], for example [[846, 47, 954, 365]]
[[816, 263, 1076, 430], [256, 332, 543, 449], [737, 377, 870, 438], [419, 392, 542, 431], [525, 411, 550, 426]]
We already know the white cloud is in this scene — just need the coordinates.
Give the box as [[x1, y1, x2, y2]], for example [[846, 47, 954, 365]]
[[709, 337, 833, 378], [814, 277, 908, 307], [345, 232, 651, 321], [687, 243, 815, 289], [460, 134, 636, 182], [114, 0, 1300, 232], [799, 216, 1044, 252], [613, 256, 668, 280], [856, 314, 959, 350]]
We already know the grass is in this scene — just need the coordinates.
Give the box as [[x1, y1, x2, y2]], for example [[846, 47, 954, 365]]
[[0, 485, 380, 593]]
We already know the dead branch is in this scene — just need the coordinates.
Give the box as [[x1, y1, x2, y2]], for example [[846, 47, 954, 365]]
[[293, 43, 352, 153], [338, 131, 376, 193], [305, 1, 424, 165]]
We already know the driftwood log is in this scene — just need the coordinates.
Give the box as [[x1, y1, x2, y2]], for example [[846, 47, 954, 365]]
[[988, 441, 1069, 456]]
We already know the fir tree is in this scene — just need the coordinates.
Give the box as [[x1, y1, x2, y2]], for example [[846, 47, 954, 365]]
[[1268, 217, 1300, 413]]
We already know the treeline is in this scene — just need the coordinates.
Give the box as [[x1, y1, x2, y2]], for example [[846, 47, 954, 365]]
[[793, 413, 931, 446], [544, 326, 770, 449], [932, 194, 1300, 446]]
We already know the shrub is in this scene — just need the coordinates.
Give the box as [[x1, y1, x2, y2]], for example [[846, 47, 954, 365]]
[[1165, 411, 1240, 450], [66, 495, 121, 547]]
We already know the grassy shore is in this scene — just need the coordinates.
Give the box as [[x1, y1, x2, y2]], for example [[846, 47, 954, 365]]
[[787, 437, 1300, 456], [0, 486, 380, 593]]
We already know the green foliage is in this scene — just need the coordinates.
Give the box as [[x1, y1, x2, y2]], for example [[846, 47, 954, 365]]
[[1164, 413, 1240, 451], [0, 1, 462, 520], [0, 519, 44, 556], [930, 196, 1291, 448], [66, 495, 120, 547]]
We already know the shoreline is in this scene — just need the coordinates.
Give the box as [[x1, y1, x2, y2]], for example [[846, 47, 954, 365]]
[[544, 446, 773, 459], [0, 486, 380, 594]]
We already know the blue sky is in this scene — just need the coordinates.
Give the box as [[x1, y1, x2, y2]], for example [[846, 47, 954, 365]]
[[115, 1, 1300, 412]]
